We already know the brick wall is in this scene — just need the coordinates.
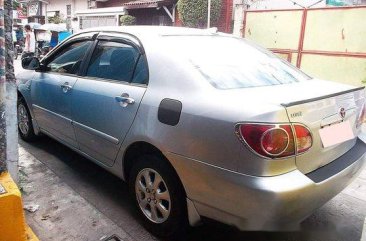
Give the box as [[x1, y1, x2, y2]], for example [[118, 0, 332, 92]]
[[217, 0, 233, 33]]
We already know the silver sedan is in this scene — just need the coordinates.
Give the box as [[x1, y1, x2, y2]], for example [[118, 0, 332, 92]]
[[17, 26, 366, 238]]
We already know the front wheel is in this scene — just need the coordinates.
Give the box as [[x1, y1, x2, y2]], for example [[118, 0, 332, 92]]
[[129, 155, 188, 238], [17, 98, 37, 142]]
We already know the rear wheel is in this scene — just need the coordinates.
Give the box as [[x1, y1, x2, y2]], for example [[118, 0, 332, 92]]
[[17, 98, 37, 142], [129, 155, 188, 238]]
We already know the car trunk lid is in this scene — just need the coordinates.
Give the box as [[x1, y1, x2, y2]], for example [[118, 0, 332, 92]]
[[282, 83, 365, 174]]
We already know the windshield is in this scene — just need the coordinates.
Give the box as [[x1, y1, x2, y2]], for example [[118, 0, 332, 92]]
[[166, 35, 311, 89]]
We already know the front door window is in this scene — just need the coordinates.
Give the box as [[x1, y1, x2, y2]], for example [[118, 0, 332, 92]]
[[47, 41, 92, 75]]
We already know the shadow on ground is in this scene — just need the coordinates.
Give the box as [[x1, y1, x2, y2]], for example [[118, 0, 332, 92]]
[[20, 136, 364, 241]]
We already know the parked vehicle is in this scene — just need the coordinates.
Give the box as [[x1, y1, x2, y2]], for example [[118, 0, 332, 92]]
[[17, 26, 366, 238]]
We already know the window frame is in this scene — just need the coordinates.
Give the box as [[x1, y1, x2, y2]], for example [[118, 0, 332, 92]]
[[39, 32, 98, 77], [78, 33, 149, 87]]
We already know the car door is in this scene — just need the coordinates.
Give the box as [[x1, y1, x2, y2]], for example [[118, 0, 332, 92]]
[[71, 33, 149, 166], [31, 37, 94, 147]]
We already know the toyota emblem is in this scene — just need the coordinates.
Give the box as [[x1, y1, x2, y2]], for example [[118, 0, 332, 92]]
[[339, 107, 346, 119]]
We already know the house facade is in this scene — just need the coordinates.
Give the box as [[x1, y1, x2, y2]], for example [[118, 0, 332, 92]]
[[78, 0, 233, 33], [24, 0, 233, 33]]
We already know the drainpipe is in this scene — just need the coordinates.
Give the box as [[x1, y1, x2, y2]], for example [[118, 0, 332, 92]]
[[0, 0, 18, 181]]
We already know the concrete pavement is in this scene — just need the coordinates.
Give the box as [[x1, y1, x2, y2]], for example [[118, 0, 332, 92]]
[[362, 218, 366, 241], [19, 146, 135, 241]]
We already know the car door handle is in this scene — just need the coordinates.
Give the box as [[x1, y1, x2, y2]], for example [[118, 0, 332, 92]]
[[115, 93, 135, 107], [60, 82, 73, 93]]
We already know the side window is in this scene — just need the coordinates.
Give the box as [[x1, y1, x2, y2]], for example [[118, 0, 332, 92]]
[[47, 41, 92, 75], [86, 41, 139, 82], [131, 56, 148, 85]]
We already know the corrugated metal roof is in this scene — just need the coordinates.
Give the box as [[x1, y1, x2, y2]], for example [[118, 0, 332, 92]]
[[123, 0, 174, 9]]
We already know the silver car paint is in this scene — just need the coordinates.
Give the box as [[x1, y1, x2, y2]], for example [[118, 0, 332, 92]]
[[17, 26, 366, 231]]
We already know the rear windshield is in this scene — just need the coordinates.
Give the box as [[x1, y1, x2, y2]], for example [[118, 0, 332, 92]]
[[166, 35, 311, 89]]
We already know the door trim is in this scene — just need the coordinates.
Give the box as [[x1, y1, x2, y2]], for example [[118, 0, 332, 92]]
[[33, 104, 73, 123], [73, 121, 119, 144], [33, 104, 119, 145]]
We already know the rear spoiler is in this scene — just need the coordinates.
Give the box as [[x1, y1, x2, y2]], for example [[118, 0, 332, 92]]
[[281, 86, 365, 107]]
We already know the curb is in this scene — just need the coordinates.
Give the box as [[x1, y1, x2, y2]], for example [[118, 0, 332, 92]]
[[0, 172, 39, 241]]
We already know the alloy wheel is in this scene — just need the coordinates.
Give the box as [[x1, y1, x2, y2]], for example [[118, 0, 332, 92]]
[[18, 103, 30, 135], [135, 168, 171, 224]]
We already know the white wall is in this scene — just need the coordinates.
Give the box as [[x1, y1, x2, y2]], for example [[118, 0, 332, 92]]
[[47, 0, 88, 19], [233, 3, 245, 37], [46, 0, 87, 32]]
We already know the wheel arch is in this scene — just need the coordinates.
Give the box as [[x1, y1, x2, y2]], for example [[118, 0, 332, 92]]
[[17, 89, 41, 135], [17, 90, 33, 118], [122, 141, 186, 195], [122, 140, 202, 227]]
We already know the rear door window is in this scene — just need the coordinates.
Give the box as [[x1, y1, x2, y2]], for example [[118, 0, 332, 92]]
[[86, 41, 140, 82]]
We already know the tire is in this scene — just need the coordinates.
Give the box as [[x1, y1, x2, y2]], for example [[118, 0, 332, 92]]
[[129, 155, 188, 238], [17, 98, 37, 142]]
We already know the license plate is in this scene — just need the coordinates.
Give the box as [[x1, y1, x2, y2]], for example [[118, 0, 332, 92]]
[[319, 120, 355, 148]]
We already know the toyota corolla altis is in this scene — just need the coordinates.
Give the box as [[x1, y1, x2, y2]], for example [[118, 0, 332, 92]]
[[17, 26, 366, 237]]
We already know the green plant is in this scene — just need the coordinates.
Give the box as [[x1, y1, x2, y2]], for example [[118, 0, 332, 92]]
[[177, 0, 222, 28], [13, 0, 19, 10], [48, 13, 65, 24], [119, 15, 136, 26]]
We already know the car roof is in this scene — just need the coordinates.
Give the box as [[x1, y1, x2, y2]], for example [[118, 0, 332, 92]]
[[79, 26, 221, 39]]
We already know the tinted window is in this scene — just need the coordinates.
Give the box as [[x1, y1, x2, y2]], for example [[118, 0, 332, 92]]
[[165, 36, 311, 89], [47, 41, 92, 75], [86, 41, 139, 82]]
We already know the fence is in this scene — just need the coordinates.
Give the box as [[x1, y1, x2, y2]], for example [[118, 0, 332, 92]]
[[243, 6, 366, 86]]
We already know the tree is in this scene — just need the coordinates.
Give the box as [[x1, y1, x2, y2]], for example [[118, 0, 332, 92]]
[[12, 0, 18, 9], [177, 0, 222, 28], [0, 0, 17, 179], [119, 15, 136, 26], [48, 12, 65, 24]]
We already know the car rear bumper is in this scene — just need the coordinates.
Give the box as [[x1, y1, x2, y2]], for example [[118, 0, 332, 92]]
[[166, 138, 366, 231]]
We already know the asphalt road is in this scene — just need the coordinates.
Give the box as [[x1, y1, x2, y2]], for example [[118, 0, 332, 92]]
[[16, 59, 366, 241]]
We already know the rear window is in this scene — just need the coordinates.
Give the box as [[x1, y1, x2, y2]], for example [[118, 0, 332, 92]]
[[165, 35, 311, 89]]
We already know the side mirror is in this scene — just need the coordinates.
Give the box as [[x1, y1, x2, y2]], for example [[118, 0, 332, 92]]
[[21, 57, 41, 70]]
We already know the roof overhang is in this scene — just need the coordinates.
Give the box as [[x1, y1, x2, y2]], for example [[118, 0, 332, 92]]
[[19, 0, 49, 4], [122, 0, 175, 10]]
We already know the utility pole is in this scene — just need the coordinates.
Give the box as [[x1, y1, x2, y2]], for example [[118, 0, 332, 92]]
[[0, 0, 18, 181], [0, 0, 7, 174], [207, 0, 211, 28]]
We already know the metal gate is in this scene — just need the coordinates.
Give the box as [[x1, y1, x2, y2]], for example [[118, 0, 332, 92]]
[[80, 15, 117, 30], [243, 6, 366, 86]]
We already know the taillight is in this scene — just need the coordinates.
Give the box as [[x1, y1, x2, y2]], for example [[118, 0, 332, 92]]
[[294, 125, 312, 153], [356, 103, 366, 128], [237, 123, 312, 158]]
